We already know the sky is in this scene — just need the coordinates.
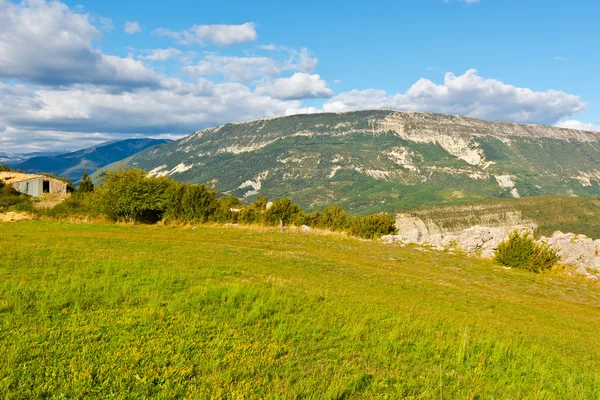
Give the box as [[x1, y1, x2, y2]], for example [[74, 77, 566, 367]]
[[0, 0, 599, 153]]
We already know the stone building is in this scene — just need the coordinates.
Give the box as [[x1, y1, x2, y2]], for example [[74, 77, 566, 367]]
[[0, 172, 69, 197]]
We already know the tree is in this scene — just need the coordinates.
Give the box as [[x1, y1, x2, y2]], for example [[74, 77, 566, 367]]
[[78, 171, 94, 193], [93, 168, 171, 223], [264, 197, 303, 226], [318, 204, 348, 231]]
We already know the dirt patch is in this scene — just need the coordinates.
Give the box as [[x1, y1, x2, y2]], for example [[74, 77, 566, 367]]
[[0, 212, 33, 222]]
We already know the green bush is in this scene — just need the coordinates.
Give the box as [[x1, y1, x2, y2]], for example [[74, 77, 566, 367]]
[[37, 195, 95, 219], [316, 204, 348, 231], [213, 195, 242, 223], [264, 197, 304, 227], [92, 168, 172, 223], [163, 183, 218, 224], [238, 195, 268, 225], [348, 213, 397, 239], [494, 230, 561, 273], [0, 184, 33, 212]]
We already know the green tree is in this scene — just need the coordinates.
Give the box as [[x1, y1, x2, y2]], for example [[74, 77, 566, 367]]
[[78, 171, 94, 193], [93, 168, 172, 223], [163, 183, 218, 223], [264, 197, 303, 226], [318, 204, 348, 231]]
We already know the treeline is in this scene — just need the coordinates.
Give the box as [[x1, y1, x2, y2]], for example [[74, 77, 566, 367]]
[[26, 168, 398, 239]]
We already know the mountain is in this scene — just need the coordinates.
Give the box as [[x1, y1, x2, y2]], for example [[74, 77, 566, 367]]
[[0, 151, 64, 165], [15, 138, 171, 182], [115, 110, 600, 214]]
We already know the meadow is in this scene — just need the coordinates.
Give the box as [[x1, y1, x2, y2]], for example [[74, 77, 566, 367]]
[[1, 220, 600, 398]]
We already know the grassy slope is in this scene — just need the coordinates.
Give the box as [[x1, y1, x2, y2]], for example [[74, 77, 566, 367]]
[[1, 221, 599, 398]]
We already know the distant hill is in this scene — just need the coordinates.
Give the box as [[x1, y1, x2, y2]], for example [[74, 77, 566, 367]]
[[1, 151, 64, 166], [105, 110, 600, 214], [14, 138, 171, 182]]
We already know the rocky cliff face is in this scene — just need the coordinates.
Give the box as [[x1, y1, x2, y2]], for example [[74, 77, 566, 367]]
[[119, 110, 600, 213]]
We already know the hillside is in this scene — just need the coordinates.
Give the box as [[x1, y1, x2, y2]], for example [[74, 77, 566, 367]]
[[1, 220, 600, 398], [14, 138, 171, 182], [115, 110, 600, 213], [401, 196, 600, 239]]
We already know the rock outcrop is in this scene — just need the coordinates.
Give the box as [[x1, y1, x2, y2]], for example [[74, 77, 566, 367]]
[[383, 214, 600, 279]]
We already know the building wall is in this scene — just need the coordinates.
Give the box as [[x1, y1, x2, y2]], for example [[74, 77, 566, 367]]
[[11, 178, 68, 197]]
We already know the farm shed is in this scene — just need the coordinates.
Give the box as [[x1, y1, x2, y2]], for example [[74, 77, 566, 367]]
[[0, 172, 69, 197]]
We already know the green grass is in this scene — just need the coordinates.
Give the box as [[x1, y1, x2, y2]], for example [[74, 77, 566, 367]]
[[1, 221, 600, 398]]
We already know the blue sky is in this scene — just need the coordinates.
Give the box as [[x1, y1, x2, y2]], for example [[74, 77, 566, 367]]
[[0, 0, 598, 152]]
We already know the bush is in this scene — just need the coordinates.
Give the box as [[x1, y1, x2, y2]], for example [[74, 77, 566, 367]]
[[316, 204, 348, 231], [238, 195, 268, 225], [348, 213, 397, 239], [92, 168, 172, 223], [264, 197, 304, 227], [494, 230, 561, 273], [37, 195, 95, 219], [0, 184, 33, 212], [213, 195, 242, 223], [163, 183, 218, 224]]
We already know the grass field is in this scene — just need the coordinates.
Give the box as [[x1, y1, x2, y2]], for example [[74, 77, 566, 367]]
[[1, 221, 600, 398]]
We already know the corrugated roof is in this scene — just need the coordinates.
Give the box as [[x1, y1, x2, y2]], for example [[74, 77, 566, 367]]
[[0, 172, 46, 185]]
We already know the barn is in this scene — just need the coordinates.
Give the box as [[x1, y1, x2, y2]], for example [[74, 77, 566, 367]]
[[0, 172, 69, 197]]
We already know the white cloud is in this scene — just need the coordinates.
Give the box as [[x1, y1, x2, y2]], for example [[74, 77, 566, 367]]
[[183, 55, 280, 82], [324, 69, 586, 125], [181, 47, 318, 82], [140, 48, 183, 62], [0, 77, 310, 151], [124, 21, 141, 34], [256, 73, 333, 100], [555, 120, 600, 132], [154, 23, 257, 46], [283, 48, 318, 73], [0, 0, 159, 88]]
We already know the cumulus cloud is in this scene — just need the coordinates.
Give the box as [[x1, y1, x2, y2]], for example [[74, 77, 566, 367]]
[[0, 0, 159, 88], [0, 77, 312, 151], [324, 69, 586, 125], [182, 47, 318, 82], [256, 73, 333, 100], [183, 55, 280, 82], [555, 120, 600, 132], [154, 22, 257, 46], [124, 21, 141, 34], [140, 48, 183, 62]]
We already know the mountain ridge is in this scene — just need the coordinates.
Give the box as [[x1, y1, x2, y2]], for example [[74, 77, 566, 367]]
[[112, 110, 600, 213], [14, 138, 171, 182]]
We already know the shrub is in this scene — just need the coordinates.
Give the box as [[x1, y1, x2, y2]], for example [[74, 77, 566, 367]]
[[317, 204, 348, 231], [0, 184, 33, 212], [38, 195, 95, 219], [213, 195, 242, 223], [238, 195, 268, 225], [348, 213, 397, 239], [494, 230, 561, 273], [163, 183, 218, 224], [264, 197, 304, 227], [92, 168, 172, 223]]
